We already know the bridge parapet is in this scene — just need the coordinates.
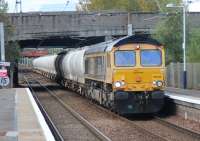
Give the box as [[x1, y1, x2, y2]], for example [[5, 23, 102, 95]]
[[7, 11, 200, 41], [8, 12, 163, 40]]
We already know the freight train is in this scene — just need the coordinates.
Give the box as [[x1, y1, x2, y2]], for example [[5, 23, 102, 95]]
[[33, 35, 165, 114]]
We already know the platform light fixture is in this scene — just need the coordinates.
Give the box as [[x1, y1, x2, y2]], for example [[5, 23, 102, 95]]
[[166, 2, 187, 89]]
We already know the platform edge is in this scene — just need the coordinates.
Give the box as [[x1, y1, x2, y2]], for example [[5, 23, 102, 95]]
[[25, 88, 55, 141]]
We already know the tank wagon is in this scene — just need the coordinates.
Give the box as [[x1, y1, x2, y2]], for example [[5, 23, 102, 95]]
[[33, 35, 165, 114]]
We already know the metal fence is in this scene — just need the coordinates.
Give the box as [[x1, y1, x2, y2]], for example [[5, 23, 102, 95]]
[[166, 63, 200, 89], [19, 57, 34, 67]]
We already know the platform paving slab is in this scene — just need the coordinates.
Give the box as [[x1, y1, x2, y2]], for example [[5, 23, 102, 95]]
[[0, 88, 50, 141]]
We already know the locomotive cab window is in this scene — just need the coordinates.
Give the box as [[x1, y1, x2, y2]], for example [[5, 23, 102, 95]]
[[141, 50, 162, 66], [115, 51, 135, 67]]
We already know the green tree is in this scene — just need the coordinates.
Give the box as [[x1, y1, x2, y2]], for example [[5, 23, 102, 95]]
[[154, 14, 183, 64], [153, 1, 200, 64], [154, 14, 200, 64], [77, 0, 181, 12], [153, 0, 181, 12], [5, 42, 20, 62], [187, 29, 200, 62], [0, 0, 8, 13]]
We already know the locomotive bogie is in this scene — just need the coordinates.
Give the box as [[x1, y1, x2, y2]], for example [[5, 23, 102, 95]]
[[114, 91, 164, 114]]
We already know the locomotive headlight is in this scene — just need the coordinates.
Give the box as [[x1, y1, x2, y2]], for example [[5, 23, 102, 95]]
[[114, 81, 122, 88], [121, 81, 125, 86], [153, 80, 163, 87], [153, 81, 157, 85], [114, 81, 126, 88], [156, 81, 163, 87]]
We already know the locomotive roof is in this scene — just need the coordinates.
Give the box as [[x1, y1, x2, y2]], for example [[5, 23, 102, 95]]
[[85, 34, 162, 55]]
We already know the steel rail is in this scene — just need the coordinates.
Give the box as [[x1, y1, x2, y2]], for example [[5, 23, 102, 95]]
[[24, 76, 64, 141], [86, 101, 169, 141], [154, 116, 200, 140], [28, 73, 168, 141], [26, 75, 111, 141], [93, 98, 200, 141]]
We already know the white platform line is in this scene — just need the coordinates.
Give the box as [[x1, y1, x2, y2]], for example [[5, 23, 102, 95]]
[[165, 92, 200, 105], [26, 88, 55, 141]]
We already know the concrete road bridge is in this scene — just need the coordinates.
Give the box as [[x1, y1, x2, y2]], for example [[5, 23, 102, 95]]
[[8, 11, 200, 48]]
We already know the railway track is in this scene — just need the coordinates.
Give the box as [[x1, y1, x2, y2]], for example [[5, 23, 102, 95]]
[[90, 94, 200, 141], [22, 71, 200, 141], [85, 101, 168, 141], [24, 75, 111, 141], [23, 73, 167, 141], [154, 116, 200, 140]]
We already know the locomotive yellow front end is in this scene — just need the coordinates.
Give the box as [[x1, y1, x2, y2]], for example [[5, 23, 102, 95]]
[[111, 43, 165, 114]]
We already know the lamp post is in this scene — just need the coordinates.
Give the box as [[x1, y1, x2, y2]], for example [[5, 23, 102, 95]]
[[0, 23, 5, 62], [166, 3, 187, 89], [127, 12, 133, 36]]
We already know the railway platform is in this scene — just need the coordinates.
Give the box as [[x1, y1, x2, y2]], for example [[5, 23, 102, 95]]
[[165, 87, 200, 108], [0, 88, 54, 141], [165, 87, 200, 122]]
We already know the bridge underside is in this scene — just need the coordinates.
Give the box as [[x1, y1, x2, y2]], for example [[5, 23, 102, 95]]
[[18, 36, 113, 49]]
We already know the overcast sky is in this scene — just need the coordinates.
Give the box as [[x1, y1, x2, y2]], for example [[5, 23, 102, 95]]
[[6, 0, 79, 12], [6, 0, 200, 13]]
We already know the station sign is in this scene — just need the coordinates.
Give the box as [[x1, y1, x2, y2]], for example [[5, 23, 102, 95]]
[[0, 69, 9, 86], [0, 69, 7, 77], [0, 76, 9, 86], [0, 61, 10, 67]]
